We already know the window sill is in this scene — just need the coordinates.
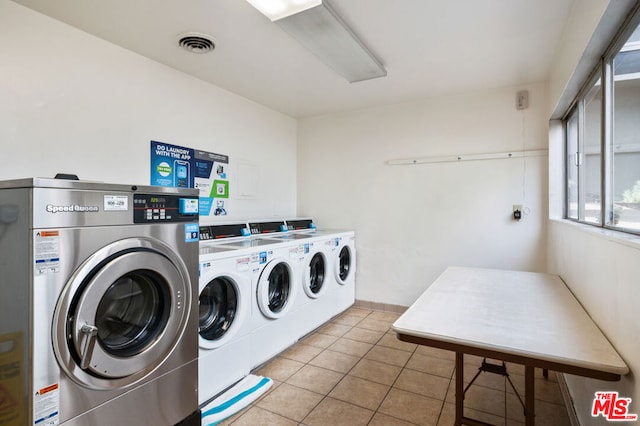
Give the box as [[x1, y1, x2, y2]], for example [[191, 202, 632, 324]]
[[550, 218, 640, 251]]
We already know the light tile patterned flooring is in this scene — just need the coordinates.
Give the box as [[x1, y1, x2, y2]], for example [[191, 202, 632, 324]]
[[221, 307, 572, 425]]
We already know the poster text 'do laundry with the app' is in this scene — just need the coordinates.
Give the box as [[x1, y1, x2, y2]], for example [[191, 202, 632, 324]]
[[150, 140, 230, 218]]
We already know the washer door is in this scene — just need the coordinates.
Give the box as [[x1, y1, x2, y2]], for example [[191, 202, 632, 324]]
[[256, 258, 295, 319], [53, 238, 191, 390], [199, 273, 248, 349], [303, 252, 327, 299], [335, 245, 352, 285]]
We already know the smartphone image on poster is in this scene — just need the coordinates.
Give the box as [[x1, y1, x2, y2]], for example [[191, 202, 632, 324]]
[[174, 160, 190, 188]]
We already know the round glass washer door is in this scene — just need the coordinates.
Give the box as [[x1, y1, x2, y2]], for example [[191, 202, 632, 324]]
[[53, 238, 191, 390], [256, 258, 295, 319], [335, 245, 352, 285], [199, 273, 249, 350], [303, 252, 327, 299]]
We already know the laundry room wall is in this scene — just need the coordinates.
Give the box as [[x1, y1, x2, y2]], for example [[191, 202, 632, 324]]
[[0, 0, 297, 220], [297, 82, 549, 307], [547, 0, 640, 423]]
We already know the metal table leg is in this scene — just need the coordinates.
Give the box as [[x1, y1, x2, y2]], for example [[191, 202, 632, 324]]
[[456, 352, 464, 425], [455, 353, 535, 426], [525, 366, 535, 426]]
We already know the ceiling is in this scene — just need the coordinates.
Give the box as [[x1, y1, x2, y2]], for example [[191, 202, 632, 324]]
[[11, 0, 574, 118]]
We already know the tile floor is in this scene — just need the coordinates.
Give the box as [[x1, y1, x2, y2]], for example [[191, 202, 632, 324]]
[[221, 307, 572, 425]]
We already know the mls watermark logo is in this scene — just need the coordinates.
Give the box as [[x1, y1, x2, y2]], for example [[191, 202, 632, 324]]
[[592, 392, 638, 421]]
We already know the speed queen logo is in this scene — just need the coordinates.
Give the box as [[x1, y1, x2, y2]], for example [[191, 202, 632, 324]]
[[592, 392, 638, 421]]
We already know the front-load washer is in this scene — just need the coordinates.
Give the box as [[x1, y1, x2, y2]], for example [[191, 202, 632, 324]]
[[0, 178, 200, 425], [293, 227, 357, 319], [266, 226, 334, 338], [197, 223, 253, 406], [281, 220, 331, 305], [245, 219, 306, 314], [242, 242, 300, 369], [198, 244, 253, 405], [330, 231, 357, 315], [223, 220, 304, 368], [290, 237, 337, 338], [257, 225, 322, 314]]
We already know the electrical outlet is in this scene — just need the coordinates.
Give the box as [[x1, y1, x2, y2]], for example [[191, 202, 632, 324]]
[[513, 204, 523, 221]]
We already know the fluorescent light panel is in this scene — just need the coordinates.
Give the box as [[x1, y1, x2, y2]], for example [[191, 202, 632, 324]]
[[247, 0, 386, 83], [246, 0, 321, 21]]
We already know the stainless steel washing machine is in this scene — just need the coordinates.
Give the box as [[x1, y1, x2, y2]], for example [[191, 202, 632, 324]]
[[0, 178, 200, 425]]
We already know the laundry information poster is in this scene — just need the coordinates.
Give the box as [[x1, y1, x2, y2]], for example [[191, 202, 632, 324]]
[[194, 150, 230, 217], [150, 141, 194, 188], [150, 141, 230, 217]]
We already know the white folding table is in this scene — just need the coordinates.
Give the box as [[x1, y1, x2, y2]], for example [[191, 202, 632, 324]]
[[392, 267, 629, 426]]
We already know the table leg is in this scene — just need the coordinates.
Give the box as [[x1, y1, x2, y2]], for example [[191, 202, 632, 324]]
[[456, 352, 464, 426], [525, 365, 535, 426]]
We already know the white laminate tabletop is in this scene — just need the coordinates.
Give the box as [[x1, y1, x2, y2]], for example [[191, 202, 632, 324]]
[[392, 267, 628, 375]]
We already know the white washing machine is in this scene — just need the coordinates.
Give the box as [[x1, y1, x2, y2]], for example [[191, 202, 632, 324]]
[[248, 220, 323, 336], [250, 246, 300, 368], [230, 223, 300, 369], [269, 219, 336, 338], [0, 178, 200, 425], [292, 225, 357, 319], [330, 231, 357, 316], [258, 227, 319, 312], [197, 223, 254, 406], [292, 236, 337, 337]]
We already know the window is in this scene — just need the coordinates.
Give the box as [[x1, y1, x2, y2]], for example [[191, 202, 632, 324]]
[[566, 109, 578, 220], [612, 25, 640, 230], [583, 77, 602, 225], [565, 11, 640, 234]]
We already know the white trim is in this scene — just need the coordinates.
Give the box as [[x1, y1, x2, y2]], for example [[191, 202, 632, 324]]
[[549, 218, 640, 251], [557, 372, 581, 426], [583, 143, 640, 155]]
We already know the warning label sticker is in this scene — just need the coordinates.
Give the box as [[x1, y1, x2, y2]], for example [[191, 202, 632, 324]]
[[34, 231, 60, 275], [34, 383, 59, 426]]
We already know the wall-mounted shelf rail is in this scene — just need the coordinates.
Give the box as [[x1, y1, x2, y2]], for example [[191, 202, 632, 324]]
[[385, 149, 548, 166]]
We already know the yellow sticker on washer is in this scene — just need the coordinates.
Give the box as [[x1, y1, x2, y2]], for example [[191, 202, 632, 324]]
[[0, 332, 26, 425]]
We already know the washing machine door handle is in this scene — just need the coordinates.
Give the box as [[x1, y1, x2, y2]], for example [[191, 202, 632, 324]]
[[80, 324, 99, 370]]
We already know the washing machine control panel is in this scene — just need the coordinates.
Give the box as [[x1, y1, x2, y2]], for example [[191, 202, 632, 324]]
[[286, 219, 315, 230], [248, 220, 287, 235], [133, 194, 199, 223], [199, 223, 250, 241]]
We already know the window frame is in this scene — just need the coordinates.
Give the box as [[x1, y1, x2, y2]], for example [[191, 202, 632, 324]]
[[564, 6, 640, 236]]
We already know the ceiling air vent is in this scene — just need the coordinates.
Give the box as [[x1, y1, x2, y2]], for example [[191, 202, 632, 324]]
[[178, 32, 215, 54]]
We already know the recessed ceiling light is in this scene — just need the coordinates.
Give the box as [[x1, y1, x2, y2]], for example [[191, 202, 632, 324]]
[[177, 32, 216, 54]]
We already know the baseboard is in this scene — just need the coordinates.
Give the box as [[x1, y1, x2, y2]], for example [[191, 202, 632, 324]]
[[557, 372, 581, 426], [354, 299, 408, 313]]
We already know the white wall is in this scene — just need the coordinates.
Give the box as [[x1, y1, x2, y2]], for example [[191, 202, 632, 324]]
[[547, 221, 640, 424], [547, 1, 640, 424], [298, 83, 549, 307], [548, 0, 610, 116], [0, 1, 297, 220]]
